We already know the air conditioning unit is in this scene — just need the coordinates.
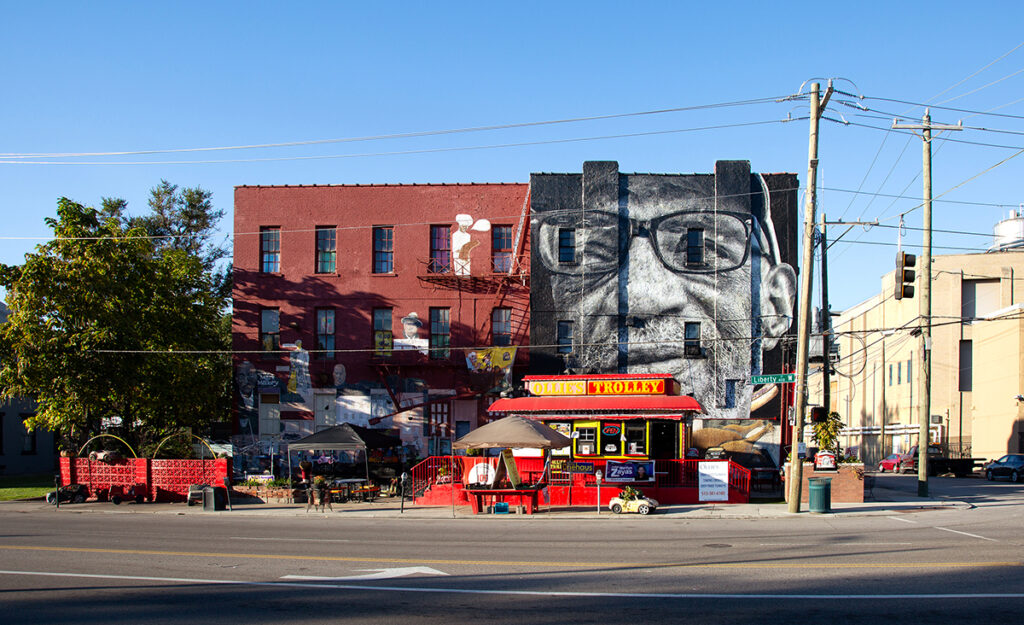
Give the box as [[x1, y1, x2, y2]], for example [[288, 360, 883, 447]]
[[930, 415, 943, 425]]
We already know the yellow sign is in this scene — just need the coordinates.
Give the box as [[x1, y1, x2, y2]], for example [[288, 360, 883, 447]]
[[466, 346, 517, 372], [374, 330, 392, 357], [529, 380, 587, 396], [528, 378, 666, 396], [587, 379, 665, 395]]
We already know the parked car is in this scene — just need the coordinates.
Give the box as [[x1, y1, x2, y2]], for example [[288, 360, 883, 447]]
[[877, 454, 901, 473], [984, 454, 1024, 482]]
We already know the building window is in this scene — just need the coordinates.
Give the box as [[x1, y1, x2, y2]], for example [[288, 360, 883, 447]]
[[686, 228, 704, 265], [724, 379, 738, 409], [315, 226, 336, 274], [316, 309, 335, 360], [492, 308, 512, 346], [373, 308, 392, 357], [576, 427, 597, 455], [260, 227, 280, 273], [889, 364, 893, 386], [684, 322, 701, 356], [429, 225, 451, 274], [429, 308, 450, 360], [907, 358, 912, 386], [21, 416, 36, 455], [424, 402, 450, 438], [625, 421, 646, 455], [959, 340, 973, 392], [492, 225, 513, 273], [556, 320, 574, 354], [897, 362, 901, 385], [260, 308, 280, 358], [558, 228, 576, 264], [373, 226, 394, 274]]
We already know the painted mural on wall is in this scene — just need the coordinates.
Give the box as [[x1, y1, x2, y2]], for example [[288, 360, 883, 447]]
[[531, 161, 797, 426], [451, 213, 491, 275], [690, 419, 778, 467]]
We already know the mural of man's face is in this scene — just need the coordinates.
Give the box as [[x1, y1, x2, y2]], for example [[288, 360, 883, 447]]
[[539, 175, 795, 412]]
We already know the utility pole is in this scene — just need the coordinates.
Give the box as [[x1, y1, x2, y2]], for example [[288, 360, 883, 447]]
[[789, 81, 833, 513], [892, 110, 961, 497], [821, 211, 831, 421]]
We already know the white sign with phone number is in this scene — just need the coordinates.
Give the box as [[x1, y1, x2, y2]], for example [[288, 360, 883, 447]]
[[698, 461, 729, 502]]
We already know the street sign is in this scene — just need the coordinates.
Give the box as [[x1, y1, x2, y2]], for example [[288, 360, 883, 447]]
[[751, 373, 796, 384]]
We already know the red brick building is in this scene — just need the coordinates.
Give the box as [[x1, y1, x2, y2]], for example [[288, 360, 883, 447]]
[[232, 183, 531, 465]]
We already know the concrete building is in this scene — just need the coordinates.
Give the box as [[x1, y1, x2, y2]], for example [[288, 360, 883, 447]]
[[231, 183, 531, 467], [812, 245, 1024, 465]]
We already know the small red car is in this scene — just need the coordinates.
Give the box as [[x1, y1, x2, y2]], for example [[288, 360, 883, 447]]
[[877, 454, 901, 473]]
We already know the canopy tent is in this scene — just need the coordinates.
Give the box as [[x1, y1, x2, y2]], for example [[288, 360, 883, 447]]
[[453, 415, 572, 450], [287, 423, 402, 483], [453, 416, 573, 491]]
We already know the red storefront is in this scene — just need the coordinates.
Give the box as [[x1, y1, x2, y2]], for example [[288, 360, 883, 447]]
[[410, 373, 753, 507]]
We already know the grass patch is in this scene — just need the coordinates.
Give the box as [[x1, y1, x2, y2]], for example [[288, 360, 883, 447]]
[[0, 473, 58, 501]]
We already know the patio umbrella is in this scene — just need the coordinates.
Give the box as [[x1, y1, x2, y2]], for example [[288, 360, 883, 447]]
[[453, 415, 571, 450]]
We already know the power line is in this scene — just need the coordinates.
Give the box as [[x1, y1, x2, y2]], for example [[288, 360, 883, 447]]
[[0, 96, 793, 160]]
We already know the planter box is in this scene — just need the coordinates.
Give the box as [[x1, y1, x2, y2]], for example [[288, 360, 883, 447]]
[[230, 485, 301, 504], [783, 463, 866, 504]]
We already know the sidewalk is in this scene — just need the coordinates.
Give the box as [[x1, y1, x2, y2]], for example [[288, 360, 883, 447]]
[[1, 482, 971, 519]]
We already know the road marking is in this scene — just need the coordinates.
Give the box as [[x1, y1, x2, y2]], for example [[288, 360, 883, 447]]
[[230, 537, 351, 543], [887, 516, 918, 524], [934, 527, 998, 542], [760, 543, 913, 546], [0, 544, 1014, 570], [4, 570, 1024, 600], [283, 566, 448, 581]]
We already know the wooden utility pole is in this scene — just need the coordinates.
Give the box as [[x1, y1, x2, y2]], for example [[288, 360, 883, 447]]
[[892, 110, 961, 497], [789, 81, 832, 513]]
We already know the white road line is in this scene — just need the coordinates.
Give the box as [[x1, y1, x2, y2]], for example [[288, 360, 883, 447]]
[[229, 537, 351, 543], [934, 527, 998, 542], [887, 516, 918, 524], [759, 543, 913, 546], [761, 536, 913, 540], [3, 570, 1024, 600]]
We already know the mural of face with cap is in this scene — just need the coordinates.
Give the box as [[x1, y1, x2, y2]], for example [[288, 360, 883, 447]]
[[532, 161, 797, 418], [401, 312, 422, 340], [451, 213, 491, 275]]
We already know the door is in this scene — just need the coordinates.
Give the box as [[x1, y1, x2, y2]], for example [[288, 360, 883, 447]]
[[650, 421, 679, 459]]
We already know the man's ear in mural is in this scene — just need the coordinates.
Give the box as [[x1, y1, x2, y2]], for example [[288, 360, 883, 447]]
[[759, 263, 797, 350]]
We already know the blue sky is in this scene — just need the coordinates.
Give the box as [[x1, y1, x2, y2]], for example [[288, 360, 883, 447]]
[[2, 2, 1023, 312]]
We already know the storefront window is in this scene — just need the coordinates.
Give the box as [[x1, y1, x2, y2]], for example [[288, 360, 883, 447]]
[[576, 427, 597, 455], [625, 421, 646, 455], [600, 422, 622, 455]]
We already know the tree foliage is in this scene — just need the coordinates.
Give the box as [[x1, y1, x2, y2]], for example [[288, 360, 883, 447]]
[[811, 411, 844, 456], [0, 189, 230, 454]]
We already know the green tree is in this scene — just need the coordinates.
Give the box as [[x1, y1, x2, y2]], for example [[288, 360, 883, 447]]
[[811, 411, 844, 456], [0, 196, 230, 454]]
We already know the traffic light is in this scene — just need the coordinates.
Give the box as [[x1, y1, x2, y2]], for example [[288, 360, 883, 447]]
[[894, 252, 916, 300], [810, 406, 828, 423]]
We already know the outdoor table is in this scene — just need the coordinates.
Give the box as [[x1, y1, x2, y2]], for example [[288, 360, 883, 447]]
[[466, 487, 542, 515], [330, 478, 367, 502]]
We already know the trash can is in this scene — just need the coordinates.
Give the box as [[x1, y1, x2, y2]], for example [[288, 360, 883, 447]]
[[202, 486, 227, 511], [808, 477, 832, 513]]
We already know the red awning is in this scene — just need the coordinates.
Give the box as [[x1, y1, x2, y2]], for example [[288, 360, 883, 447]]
[[486, 395, 702, 415]]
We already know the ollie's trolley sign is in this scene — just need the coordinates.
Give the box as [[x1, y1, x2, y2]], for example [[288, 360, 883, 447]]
[[527, 375, 676, 397]]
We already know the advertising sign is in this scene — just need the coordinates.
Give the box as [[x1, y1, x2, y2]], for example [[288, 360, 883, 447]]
[[698, 461, 729, 501], [604, 460, 655, 483]]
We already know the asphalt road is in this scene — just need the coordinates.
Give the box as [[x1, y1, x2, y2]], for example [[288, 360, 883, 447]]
[[2, 474, 1023, 624]]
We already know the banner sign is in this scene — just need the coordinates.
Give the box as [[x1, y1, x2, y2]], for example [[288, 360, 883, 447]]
[[604, 460, 655, 483], [698, 461, 729, 501]]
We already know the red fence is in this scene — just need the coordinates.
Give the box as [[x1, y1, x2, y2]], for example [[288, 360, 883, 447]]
[[408, 456, 751, 507], [60, 456, 230, 503]]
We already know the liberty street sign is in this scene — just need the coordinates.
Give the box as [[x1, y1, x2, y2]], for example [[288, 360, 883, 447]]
[[751, 373, 796, 384]]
